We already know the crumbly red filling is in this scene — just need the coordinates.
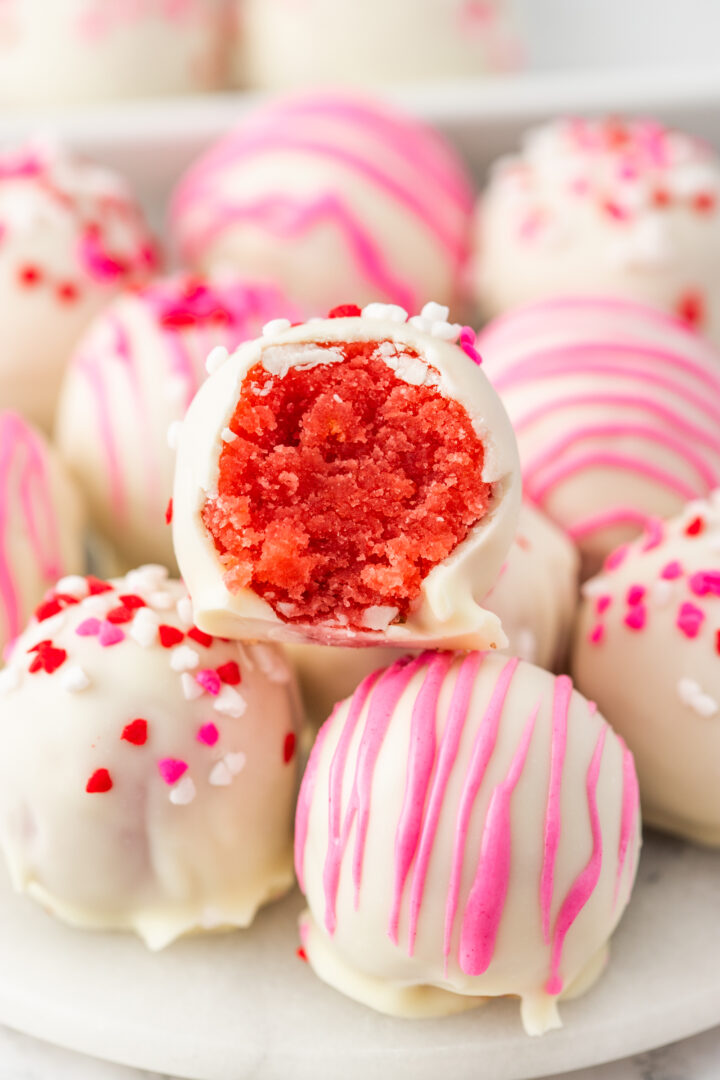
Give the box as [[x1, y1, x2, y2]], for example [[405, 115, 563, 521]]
[[202, 341, 491, 631]]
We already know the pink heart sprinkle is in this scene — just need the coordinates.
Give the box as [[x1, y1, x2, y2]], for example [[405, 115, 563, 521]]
[[99, 621, 125, 647], [195, 669, 221, 696], [595, 594, 612, 615], [459, 326, 482, 366], [677, 602, 705, 639], [626, 584, 646, 606], [624, 605, 647, 631], [76, 618, 101, 637], [689, 570, 720, 598], [589, 624, 605, 644], [197, 722, 219, 747], [157, 758, 188, 785], [661, 560, 683, 581]]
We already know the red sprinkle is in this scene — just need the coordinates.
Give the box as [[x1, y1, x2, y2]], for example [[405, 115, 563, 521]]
[[86, 768, 113, 794], [158, 624, 184, 648], [121, 718, 148, 746], [57, 281, 79, 303], [87, 575, 113, 595], [296, 947, 308, 962], [676, 290, 705, 327], [119, 594, 146, 611], [106, 605, 134, 625], [716, 629, 720, 656], [18, 264, 42, 286], [692, 191, 716, 214], [28, 640, 68, 674], [188, 626, 213, 648], [34, 593, 79, 622], [217, 661, 241, 685], [652, 187, 672, 208], [165, 498, 173, 525], [283, 732, 297, 764], [685, 516, 704, 537], [328, 304, 362, 319]]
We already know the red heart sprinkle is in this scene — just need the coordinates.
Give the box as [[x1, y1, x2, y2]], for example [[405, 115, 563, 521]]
[[86, 576, 113, 595], [217, 661, 241, 685], [86, 768, 113, 794], [121, 718, 148, 746], [327, 304, 362, 319], [188, 626, 213, 648], [685, 516, 704, 536], [106, 605, 134, 625], [283, 732, 296, 764], [119, 594, 146, 611], [158, 624, 184, 648], [165, 498, 173, 525]]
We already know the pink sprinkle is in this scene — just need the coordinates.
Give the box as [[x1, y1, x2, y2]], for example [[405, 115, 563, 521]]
[[661, 560, 683, 581], [641, 518, 664, 551], [195, 669, 221, 696], [459, 326, 482, 366], [157, 758, 188, 785], [689, 570, 720, 597], [626, 585, 646, 606], [76, 618, 101, 637], [99, 622, 124, 647], [596, 595, 612, 615], [677, 602, 705, 639], [624, 605, 647, 631], [197, 722, 219, 747], [589, 624, 605, 645], [604, 545, 628, 572]]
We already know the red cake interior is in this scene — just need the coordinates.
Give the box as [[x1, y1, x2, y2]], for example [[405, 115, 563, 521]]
[[202, 340, 492, 631]]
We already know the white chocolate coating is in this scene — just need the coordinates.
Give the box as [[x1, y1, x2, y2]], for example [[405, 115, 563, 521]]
[[0, 141, 157, 431], [170, 93, 475, 316], [296, 652, 640, 1034], [0, 411, 86, 656], [573, 494, 720, 847], [479, 295, 720, 576], [0, 0, 228, 107], [288, 502, 579, 725], [475, 118, 720, 344], [0, 569, 300, 948], [55, 275, 300, 571], [173, 308, 521, 650], [235, 0, 521, 90]]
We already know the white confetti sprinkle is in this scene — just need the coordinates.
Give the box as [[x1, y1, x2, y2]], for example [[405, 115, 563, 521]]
[[170, 645, 200, 672], [213, 684, 247, 717], [55, 575, 87, 598], [224, 751, 246, 776], [169, 776, 196, 805], [166, 420, 183, 450], [176, 595, 194, 628], [221, 427, 237, 444], [206, 345, 229, 375], [0, 667, 20, 696], [59, 665, 90, 692], [262, 318, 292, 337], [129, 607, 158, 648], [209, 761, 232, 786], [181, 672, 204, 701]]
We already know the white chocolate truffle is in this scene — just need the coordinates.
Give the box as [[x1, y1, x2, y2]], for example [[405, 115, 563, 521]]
[[573, 495, 720, 847], [0, 0, 228, 107], [170, 93, 475, 315], [289, 502, 579, 725], [56, 275, 300, 571], [0, 141, 157, 432], [0, 569, 300, 948], [0, 411, 86, 656], [173, 307, 520, 651], [475, 118, 720, 342], [296, 651, 640, 1034], [479, 295, 720, 576], [236, 0, 521, 91]]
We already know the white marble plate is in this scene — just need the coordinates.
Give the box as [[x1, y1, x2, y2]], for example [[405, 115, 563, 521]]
[[0, 832, 717, 1080]]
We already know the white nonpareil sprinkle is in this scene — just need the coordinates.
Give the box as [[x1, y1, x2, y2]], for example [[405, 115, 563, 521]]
[[0, 667, 20, 696], [55, 575, 87, 598], [677, 676, 719, 718], [262, 318, 292, 337], [129, 607, 159, 648], [59, 665, 91, 692], [180, 672, 204, 701], [169, 776, 196, 805], [209, 761, 232, 786], [176, 595, 194, 628], [362, 303, 408, 322], [206, 345, 229, 375], [125, 565, 167, 593], [170, 645, 200, 672], [651, 580, 674, 608], [167, 420, 182, 450], [221, 427, 238, 444], [80, 594, 112, 617], [420, 301, 450, 323], [213, 684, 247, 718]]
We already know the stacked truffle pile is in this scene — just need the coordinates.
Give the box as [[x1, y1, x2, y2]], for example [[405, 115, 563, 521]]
[[2, 89, 720, 1042]]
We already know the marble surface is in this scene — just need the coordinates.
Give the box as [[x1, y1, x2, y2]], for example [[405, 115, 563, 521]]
[[0, 1023, 718, 1080]]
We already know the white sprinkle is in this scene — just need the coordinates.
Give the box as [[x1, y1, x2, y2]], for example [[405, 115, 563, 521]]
[[129, 607, 158, 648], [167, 420, 183, 450], [408, 315, 433, 334], [251, 644, 290, 683], [55, 575, 87, 598], [332, 394, 343, 404], [170, 645, 200, 672], [678, 676, 701, 704], [694, 693, 719, 718], [360, 605, 400, 631], [169, 776, 196, 805], [206, 345, 229, 375], [430, 320, 463, 342], [213, 684, 247, 717], [221, 427, 237, 444], [124, 565, 167, 593], [420, 301, 450, 323], [209, 761, 232, 786], [59, 664, 90, 692], [176, 595, 194, 628], [651, 580, 674, 608], [224, 751, 246, 776], [362, 303, 408, 322], [262, 318, 292, 337], [0, 667, 20, 696], [80, 594, 112, 617], [149, 590, 175, 611], [181, 671, 204, 701]]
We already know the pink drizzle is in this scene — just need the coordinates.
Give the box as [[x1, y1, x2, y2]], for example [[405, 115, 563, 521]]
[[540, 676, 572, 943], [615, 742, 640, 905]]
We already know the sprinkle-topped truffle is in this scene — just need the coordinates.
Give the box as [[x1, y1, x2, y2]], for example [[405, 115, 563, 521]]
[[56, 273, 300, 570], [0, 140, 157, 430], [296, 651, 640, 1034], [475, 118, 720, 344], [0, 567, 300, 949], [573, 492, 720, 846]]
